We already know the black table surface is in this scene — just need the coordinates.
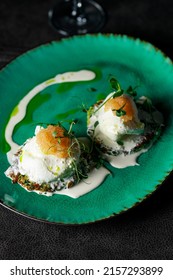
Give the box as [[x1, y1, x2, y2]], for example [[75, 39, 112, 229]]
[[0, 0, 173, 260]]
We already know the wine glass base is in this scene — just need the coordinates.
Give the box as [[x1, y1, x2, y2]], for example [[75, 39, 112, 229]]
[[48, 0, 106, 36]]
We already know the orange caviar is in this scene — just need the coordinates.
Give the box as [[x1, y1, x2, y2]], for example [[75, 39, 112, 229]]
[[104, 95, 136, 122], [36, 125, 71, 158]]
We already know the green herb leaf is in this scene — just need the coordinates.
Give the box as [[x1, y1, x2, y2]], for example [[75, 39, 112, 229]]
[[110, 77, 121, 91], [116, 109, 126, 117], [57, 137, 61, 144], [126, 85, 137, 97], [94, 121, 99, 128], [92, 76, 123, 115], [112, 89, 124, 98], [117, 139, 124, 146], [112, 103, 127, 117], [52, 131, 57, 138]]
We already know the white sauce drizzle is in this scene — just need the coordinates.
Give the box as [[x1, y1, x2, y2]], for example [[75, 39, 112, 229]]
[[31, 167, 110, 198], [57, 167, 109, 198], [5, 70, 95, 163], [5, 70, 111, 198], [105, 149, 148, 168]]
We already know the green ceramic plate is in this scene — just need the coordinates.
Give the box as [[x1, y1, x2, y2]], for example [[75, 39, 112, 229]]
[[0, 34, 173, 224]]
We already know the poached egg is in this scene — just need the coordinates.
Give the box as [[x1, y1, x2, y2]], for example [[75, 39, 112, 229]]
[[87, 93, 144, 152], [8, 125, 80, 185]]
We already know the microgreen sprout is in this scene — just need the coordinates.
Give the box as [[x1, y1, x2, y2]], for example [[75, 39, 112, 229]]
[[116, 139, 124, 146], [68, 120, 76, 134], [52, 131, 58, 138], [112, 103, 126, 117], [93, 76, 123, 114], [94, 121, 99, 129], [67, 137, 92, 183], [109, 77, 121, 92], [80, 102, 89, 113], [126, 85, 137, 97], [91, 76, 141, 119]]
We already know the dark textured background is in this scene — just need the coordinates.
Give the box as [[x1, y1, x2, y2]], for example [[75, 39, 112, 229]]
[[0, 0, 173, 260]]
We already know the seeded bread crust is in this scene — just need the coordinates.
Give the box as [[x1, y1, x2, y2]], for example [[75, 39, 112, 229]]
[[5, 147, 99, 194]]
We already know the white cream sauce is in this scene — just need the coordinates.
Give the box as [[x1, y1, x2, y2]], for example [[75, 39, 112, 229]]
[[57, 167, 109, 198], [5, 70, 111, 198], [31, 167, 110, 198], [5, 70, 96, 163], [105, 149, 149, 168]]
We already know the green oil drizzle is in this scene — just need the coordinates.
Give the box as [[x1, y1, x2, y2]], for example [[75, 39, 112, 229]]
[[11, 105, 19, 117], [1, 107, 20, 153], [45, 78, 56, 85], [56, 82, 77, 94], [55, 108, 81, 120], [97, 93, 106, 100], [0, 128, 11, 153], [55, 68, 102, 94], [0, 106, 20, 153], [13, 93, 51, 136], [89, 67, 102, 82]]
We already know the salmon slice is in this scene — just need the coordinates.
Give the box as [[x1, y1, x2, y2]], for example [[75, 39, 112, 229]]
[[104, 94, 137, 122], [36, 125, 71, 158]]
